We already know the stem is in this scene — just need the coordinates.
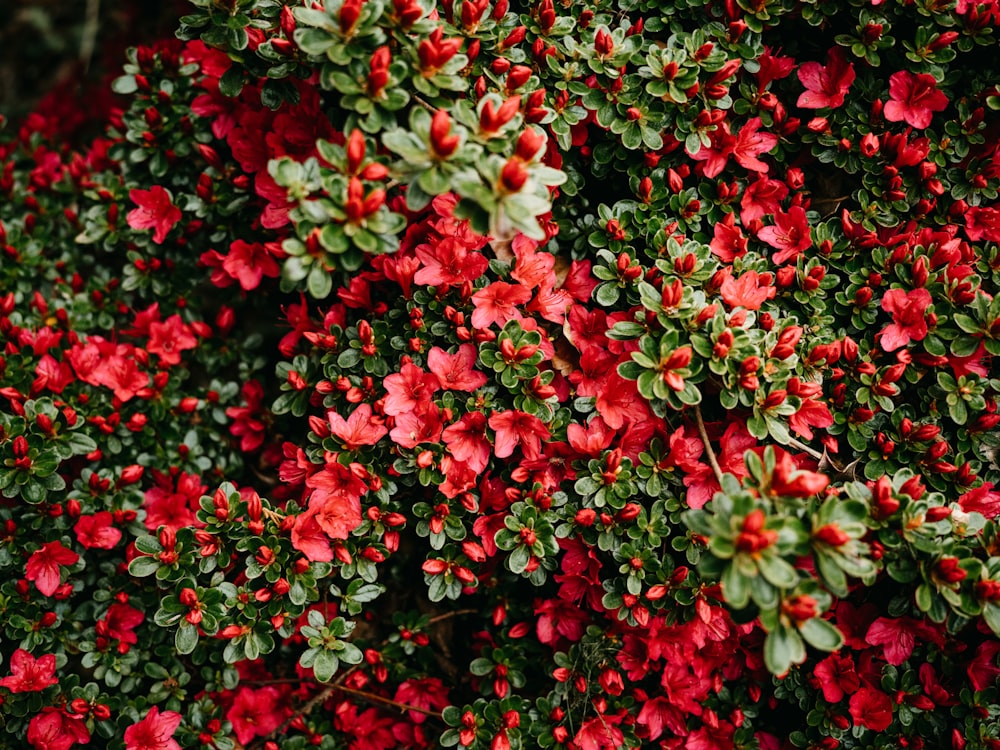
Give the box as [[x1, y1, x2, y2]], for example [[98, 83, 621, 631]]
[[786, 437, 824, 461], [251, 607, 476, 746], [694, 404, 724, 487], [336, 684, 444, 719]]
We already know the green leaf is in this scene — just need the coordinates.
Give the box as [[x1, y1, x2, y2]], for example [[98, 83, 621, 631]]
[[312, 649, 339, 683], [764, 626, 803, 675], [175, 623, 199, 655], [128, 556, 161, 577], [219, 66, 245, 98], [799, 617, 844, 652]]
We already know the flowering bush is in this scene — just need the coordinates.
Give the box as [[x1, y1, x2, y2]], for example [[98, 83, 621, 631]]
[[3, 0, 1000, 748]]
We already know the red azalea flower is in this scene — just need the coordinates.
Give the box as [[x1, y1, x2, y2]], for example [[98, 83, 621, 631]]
[[147, 314, 197, 367], [758, 206, 811, 264], [720, 270, 776, 311], [308, 489, 363, 540], [884, 71, 948, 129], [731, 117, 778, 174], [740, 176, 788, 225], [26, 541, 79, 597], [849, 687, 893, 732], [959, 482, 1000, 518], [389, 402, 443, 448], [879, 287, 931, 351], [769, 448, 829, 497], [574, 715, 626, 750], [74, 511, 122, 550], [709, 213, 748, 262], [427, 345, 487, 391], [123, 706, 183, 750], [813, 652, 861, 703], [226, 686, 288, 744], [471, 281, 531, 329], [291, 508, 335, 562], [382, 362, 439, 415], [965, 205, 1000, 242], [103, 602, 145, 645], [393, 677, 450, 724], [796, 47, 856, 109], [93, 354, 150, 402], [413, 238, 488, 287], [442, 412, 492, 473], [27, 707, 90, 750], [327, 404, 388, 449], [127, 186, 182, 244], [222, 239, 281, 290], [225, 380, 268, 452], [865, 616, 919, 665], [0, 649, 58, 693], [489, 409, 551, 460], [788, 397, 834, 440]]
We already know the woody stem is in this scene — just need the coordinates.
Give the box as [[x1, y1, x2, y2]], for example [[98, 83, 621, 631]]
[[251, 607, 476, 747], [786, 436, 824, 461], [336, 684, 444, 719], [694, 404, 725, 487]]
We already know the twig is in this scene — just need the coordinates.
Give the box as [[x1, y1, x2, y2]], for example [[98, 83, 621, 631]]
[[250, 607, 477, 747], [336, 684, 444, 720], [694, 404, 724, 486], [786, 436, 824, 461]]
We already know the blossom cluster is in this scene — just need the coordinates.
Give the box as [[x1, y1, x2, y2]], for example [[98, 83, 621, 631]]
[[2, 0, 1000, 748]]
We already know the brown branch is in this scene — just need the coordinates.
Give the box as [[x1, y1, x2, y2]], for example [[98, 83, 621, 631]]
[[336, 684, 444, 720], [694, 404, 724, 487], [250, 607, 477, 747], [786, 436, 824, 461]]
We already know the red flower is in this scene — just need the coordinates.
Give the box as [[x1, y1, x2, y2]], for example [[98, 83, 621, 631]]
[[720, 270, 775, 311], [0, 649, 58, 693], [813, 653, 861, 703], [865, 616, 918, 665], [965, 205, 1000, 242], [731, 117, 778, 174], [740, 176, 788, 225], [225, 380, 268, 452], [382, 362, 439, 416], [796, 47, 856, 109], [849, 687, 893, 732], [769, 448, 828, 497], [471, 281, 531, 330], [709, 213, 748, 263], [103, 602, 145, 645], [227, 686, 288, 744], [488, 409, 551, 460], [327, 404, 388, 450], [291, 509, 335, 562], [309, 489, 363, 540], [124, 706, 183, 750], [427, 344, 488, 391], [879, 287, 931, 351], [884, 71, 948, 129], [127, 186, 182, 244], [221, 239, 281, 290], [74, 511, 122, 550], [147, 314, 197, 367], [393, 677, 450, 724], [27, 707, 90, 750], [26, 541, 79, 597], [442, 412, 492, 473], [758, 206, 811, 264], [414, 238, 488, 287]]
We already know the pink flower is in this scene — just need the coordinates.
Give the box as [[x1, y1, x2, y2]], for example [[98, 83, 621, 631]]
[[0, 649, 58, 693], [884, 71, 948, 129], [796, 47, 856, 109], [879, 287, 932, 351], [124, 706, 183, 750], [731, 117, 778, 174], [442, 412, 492, 473], [127, 186, 182, 244], [26, 541, 79, 597], [308, 489, 363, 540]]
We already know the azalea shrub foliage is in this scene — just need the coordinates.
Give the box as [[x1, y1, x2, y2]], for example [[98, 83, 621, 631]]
[[6, 0, 1000, 747]]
